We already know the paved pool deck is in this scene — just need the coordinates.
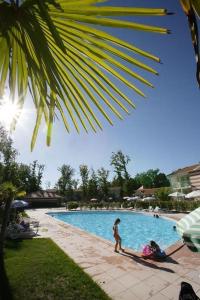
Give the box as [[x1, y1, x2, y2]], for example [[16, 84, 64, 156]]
[[27, 208, 200, 300]]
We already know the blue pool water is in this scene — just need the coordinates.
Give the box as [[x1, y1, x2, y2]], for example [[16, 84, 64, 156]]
[[48, 211, 180, 251]]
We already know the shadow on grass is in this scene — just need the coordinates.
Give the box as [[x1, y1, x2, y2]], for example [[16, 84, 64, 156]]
[[120, 250, 176, 273], [5, 239, 24, 250], [0, 258, 13, 300]]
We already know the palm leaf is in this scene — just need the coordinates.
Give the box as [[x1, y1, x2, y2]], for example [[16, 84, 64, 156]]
[[0, 0, 169, 148], [180, 0, 200, 86]]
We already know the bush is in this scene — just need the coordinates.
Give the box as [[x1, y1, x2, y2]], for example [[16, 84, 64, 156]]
[[67, 202, 79, 210], [154, 187, 171, 201], [135, 200, 200, 212]]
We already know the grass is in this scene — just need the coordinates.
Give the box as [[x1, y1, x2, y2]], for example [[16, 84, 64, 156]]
[[4, 238, 111, 300]]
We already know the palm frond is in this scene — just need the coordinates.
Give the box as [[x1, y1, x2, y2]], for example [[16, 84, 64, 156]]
[[0, 0, 168, 148], [180, 0, 200, 87]]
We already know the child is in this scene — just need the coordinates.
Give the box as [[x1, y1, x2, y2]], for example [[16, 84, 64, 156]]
[[142, 244, 154, 258], [150, 240, 166, 258], [113, 218, 124, 253]]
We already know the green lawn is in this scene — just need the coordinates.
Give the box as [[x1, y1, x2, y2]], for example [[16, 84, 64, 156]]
[[5, 238, 111, 300]]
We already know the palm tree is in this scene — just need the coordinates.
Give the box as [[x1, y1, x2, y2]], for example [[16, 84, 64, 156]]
[[0, 0, 168, 149], [0, 182, 25, 300], [180, 0, 200, 87]]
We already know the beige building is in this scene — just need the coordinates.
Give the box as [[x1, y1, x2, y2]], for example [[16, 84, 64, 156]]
[[189, 165, 200, 189], [167, 163, 200, 192]]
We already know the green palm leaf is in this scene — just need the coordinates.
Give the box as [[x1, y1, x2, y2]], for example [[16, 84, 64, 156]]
[[0, 0, 168, 149]]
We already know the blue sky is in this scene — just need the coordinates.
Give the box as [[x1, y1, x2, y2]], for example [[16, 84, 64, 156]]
[[12, 0, 200, 187]]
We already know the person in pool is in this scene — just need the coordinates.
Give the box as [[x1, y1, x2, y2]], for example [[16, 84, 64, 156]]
[[113, 218, 124, 253]]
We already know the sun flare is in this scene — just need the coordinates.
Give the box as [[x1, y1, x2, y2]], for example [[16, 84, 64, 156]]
[[0, 98, 21, 129]]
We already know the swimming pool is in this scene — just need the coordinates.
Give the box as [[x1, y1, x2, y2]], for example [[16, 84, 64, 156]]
[[48, 211, 180, 252]]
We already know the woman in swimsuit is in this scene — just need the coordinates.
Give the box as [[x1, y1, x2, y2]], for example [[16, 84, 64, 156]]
[[113, 218, 124, 253]]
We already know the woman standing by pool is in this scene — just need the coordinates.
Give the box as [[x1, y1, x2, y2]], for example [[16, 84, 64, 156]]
[[113, 218, 124, 253]]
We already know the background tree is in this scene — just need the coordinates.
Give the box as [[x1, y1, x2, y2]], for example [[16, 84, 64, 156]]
[[154, 187, 171, 201], [56, 164, 75, 200], [88, 169, 99, 200], [125, 177, 138, 196], [0, 126, 18, 183], [26, 161, 44, 193], [71, 179, 79, 191], [14, 161, 45, 193], [135, 169, 170, 188], [79, 165, 89, 201], [154, 172, 170, 188], [97, 168, 110, 201], [110, 150, 131, 197], [0, 182, 18, 300]]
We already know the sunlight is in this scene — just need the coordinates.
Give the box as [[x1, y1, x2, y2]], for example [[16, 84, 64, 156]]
[[0, 97, 21, 130]]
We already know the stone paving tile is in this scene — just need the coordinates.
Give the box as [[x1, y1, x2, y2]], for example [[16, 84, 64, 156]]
[[83, 265, 105, 277], [148, 292, 169, 300], [128, 269, 155, 281], [101, 279, 127, 297], [116, 272, 141, 289], [171, 265, 193, 276], [105, 266, 127, 280], [113, 289, 141, 300], [153, 269, 180, 283], [160, 282, 180, 300], [183, 270, 200, 285], [128, 282, 157, 300], [144, 275, 170, 294]]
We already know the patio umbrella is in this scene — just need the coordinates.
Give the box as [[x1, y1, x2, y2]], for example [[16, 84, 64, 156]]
[[11, 200, 29, 208], [185, 190, 200, 199], [127, 196, 139, 201], [142, 196, 156, 201], [176, 207, 200, 252], [168, 192, 185, 198]]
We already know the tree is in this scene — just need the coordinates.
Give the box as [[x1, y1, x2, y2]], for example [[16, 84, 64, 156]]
[[97, 168, 110, 200], [125, 177, 138, 196], [88, 169, 99, 200], [154, 172, 170, 188], [0, 1, 168, 148], [110, 150, 130, 180], [110, 150, 131, 196], [154, 187, 171, 201], [0, 182, 17, 300], [0, 182, 26, 299], [56, 164, 75, 200], [135, 169, 170, 188], [79, 165, 89, 201], [0, 126, 18, 183], [14, 161, 44, 193], [26, 161, 44, 193]]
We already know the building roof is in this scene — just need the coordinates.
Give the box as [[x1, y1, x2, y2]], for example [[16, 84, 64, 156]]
[[168, 164, 200, 177], [26, 190, 62, 199], [189, 165, 200, 175]]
